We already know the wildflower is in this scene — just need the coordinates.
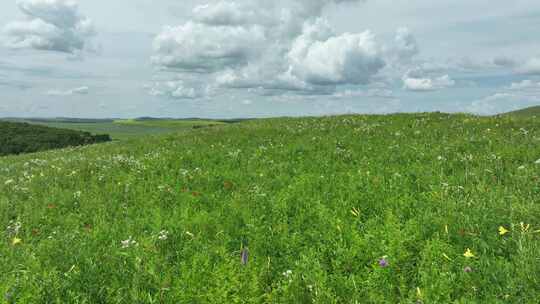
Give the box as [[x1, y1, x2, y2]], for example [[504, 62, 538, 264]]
[[240, 248, 249, 265], [498, 226, 509, 236], [535, 159, 540, 165], [11, 237, 22, 246], [463, 266, 473, 273], [158, 230, 169, 241], [379, 257, 389, 267], [518, 165, 526, 170], [121, 236, 137, 248], [520, 222, 530, 232], [73, 191, 82, 199], [463, 248, 475, 258], [282, 270, 293, 277]]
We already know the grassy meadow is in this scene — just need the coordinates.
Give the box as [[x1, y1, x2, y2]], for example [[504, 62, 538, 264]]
[[1, 113, 540, 303]]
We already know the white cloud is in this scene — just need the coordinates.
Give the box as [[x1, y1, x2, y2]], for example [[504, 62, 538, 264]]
[[46, 86, 89, 96], [509, 79, 540, 91], [2, 0, 96, 54], [516, 57, 540, 75], [288, 18, 385, 86], [393, 27, 419, 62], [147, 80, 209, 99], [402, 71, 455, 92], [151, 0, 383, 98], [151, 21, 266, 72], [193, 1, 265, 26], [332, 88, 394, 99]]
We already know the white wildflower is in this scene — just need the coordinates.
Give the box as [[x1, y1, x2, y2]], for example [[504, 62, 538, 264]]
[[6, 221, 22, 236], [121, 236, 138, 248], [158, 230, 169, 241]]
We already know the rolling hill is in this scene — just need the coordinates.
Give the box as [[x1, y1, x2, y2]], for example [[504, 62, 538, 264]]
[[500, 106, 540, 118]]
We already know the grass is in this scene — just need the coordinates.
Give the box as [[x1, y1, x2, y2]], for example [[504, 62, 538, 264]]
[[1, 113, 539, 303], [10, 119, 223, 140]]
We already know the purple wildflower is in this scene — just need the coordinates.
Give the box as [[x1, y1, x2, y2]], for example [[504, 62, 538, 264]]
[[463, 266, 473, 273], [379, 258, 389, 268], [241, 248, 249, 266]]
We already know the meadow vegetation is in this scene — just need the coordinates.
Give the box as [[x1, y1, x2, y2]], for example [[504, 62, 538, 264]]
[[1, 113, 539, 303]]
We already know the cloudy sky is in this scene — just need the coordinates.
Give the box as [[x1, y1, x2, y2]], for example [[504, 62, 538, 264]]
[[1, 0, 539, 118]]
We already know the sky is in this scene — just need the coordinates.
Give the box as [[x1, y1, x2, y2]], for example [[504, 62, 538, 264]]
[[0, 0, 539, 118]]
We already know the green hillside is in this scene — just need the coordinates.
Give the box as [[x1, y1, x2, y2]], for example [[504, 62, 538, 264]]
[[1, 113, 539, 302], [501, 106, 540, 118], [0, 121, 111, 156]]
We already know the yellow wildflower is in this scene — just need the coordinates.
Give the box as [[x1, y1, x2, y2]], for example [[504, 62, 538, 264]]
[[463, 248, 475, 258], [12, 237, 22, 246], [498, 226, 509, 236], [520, 222, 530, 232]]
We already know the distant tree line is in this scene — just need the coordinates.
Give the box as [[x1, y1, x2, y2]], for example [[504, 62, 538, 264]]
[[0, 121, 111, 156]]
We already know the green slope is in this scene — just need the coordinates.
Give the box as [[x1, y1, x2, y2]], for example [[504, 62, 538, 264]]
[[501, 105, 540, 118], [1, 113, 539, 302]]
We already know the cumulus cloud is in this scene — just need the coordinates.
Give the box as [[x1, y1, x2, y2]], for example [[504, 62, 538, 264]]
[[2, 0, 96, 53], [151, 22, 266, 72], [46, 86, 88, 96], [147, 80, 211, 99], [151, 0, 384, 98], [287, 19, 384, 86], [402, 70, 455, 92], [393, 27, 419, 63]]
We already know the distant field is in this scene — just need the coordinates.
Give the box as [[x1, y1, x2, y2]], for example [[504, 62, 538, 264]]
[[8, 119, 226, 140], [115, 119, 225, 128]]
